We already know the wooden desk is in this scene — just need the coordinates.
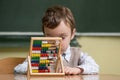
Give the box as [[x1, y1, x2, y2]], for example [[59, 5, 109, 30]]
[[0, 57, 25, 74], [0, 74, 120, 80], [0, 57, 120, 80]]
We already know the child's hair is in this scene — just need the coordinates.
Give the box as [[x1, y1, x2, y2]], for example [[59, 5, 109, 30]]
[[42, 5, 76, 34]]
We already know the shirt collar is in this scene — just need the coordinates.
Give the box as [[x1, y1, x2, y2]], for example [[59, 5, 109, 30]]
[[63, 45, 71, 61]]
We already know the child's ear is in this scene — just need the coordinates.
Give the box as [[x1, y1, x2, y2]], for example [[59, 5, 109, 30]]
[[71, 28, 76, 40]]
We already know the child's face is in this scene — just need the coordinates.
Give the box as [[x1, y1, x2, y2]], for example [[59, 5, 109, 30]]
[[44, 21, 75, 54]]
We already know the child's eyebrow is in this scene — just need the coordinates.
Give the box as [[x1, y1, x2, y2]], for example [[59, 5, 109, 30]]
[[59, 33, 68, 36], [44, 33, 68, 37]]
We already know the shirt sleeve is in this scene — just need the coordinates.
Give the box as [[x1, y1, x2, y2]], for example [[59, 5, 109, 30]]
[[77, 52, 99, 74], [14, 58, 28, 74]]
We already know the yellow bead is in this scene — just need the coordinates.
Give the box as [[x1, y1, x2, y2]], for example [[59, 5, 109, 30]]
[[32, 70, 38, 73]]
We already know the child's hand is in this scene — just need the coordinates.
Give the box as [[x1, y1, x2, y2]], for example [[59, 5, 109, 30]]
[[64, 66, 83, 75]]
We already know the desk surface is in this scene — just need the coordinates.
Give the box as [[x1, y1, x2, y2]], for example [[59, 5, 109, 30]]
[[0, 58, 120, 80], [0, 74, 120, 80]]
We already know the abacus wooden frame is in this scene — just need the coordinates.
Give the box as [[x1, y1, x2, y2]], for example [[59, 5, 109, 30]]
[[27, 37, 65, 76]]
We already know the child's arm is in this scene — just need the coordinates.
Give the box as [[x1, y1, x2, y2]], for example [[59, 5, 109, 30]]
[[64, 52, 99, 75], [14, 58, 28, 74], [77, 52, 99, 74]]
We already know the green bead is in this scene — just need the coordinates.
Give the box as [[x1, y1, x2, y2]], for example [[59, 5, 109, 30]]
[[48, 63, 50, 66], [33, 40, 42, 44]]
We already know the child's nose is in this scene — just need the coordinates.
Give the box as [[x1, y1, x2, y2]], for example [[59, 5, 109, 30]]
[[61, 41, 64, 47]]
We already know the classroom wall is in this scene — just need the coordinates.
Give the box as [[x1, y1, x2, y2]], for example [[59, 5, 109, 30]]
[[77, 36, 120, 75], [0, 36, 120, 75]]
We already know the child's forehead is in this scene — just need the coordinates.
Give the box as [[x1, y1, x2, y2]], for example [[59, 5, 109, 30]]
[[45, 32, 69, 37]]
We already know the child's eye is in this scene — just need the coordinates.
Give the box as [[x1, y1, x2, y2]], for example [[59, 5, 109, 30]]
[[61, 37, 65, 40]]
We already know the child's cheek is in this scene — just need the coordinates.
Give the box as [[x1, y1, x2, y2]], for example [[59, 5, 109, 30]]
[[61, 43, 66, 52]]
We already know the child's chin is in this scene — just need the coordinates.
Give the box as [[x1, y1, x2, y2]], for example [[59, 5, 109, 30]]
[[61, 50, 65, 54]]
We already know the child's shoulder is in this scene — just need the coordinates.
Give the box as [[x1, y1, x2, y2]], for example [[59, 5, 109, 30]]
[[70, 47, 81, 50], [70, 47, 81, 54]]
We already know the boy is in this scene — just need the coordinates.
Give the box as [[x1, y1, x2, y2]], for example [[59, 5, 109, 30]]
[[14, 5, 99, 75]]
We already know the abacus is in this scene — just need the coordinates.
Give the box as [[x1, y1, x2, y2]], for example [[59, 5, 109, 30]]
[[28, 37, 65, 76]]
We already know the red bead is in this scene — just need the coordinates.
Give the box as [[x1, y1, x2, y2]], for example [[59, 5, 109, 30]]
[[32, 47, 41, 50], [31, 63, 39, 66], [47, 69, 50, 72], [53, 53, 57, 57]]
